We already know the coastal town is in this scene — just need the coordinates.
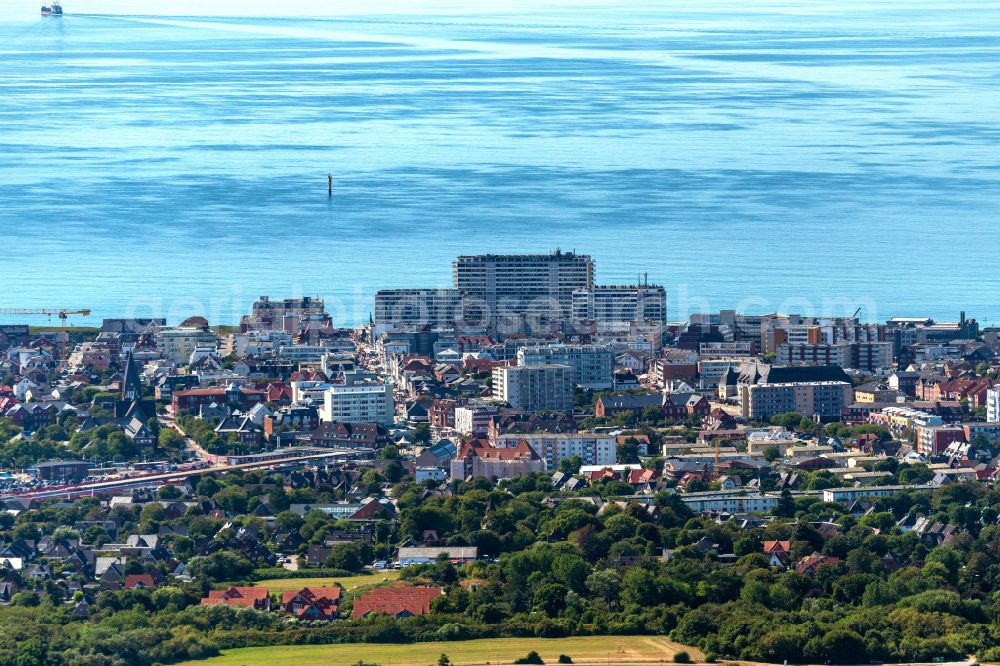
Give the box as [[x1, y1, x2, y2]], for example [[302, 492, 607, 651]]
[[1, 251, 1000, 665]]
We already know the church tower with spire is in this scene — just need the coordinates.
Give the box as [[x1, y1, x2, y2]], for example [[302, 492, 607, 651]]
[[121, 351, 143, 402]]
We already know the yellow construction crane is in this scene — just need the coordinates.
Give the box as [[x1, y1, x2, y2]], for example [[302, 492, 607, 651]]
[[0, 308, 92, 326], [0, 308, 92, 348]]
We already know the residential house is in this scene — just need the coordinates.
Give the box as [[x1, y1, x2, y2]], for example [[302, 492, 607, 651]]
[[351, 586, 443, 619], [280, 587, 342, 620], [795, 554, 841, 574], [763, 540, 791, 567], [200, 586, 270, 610]]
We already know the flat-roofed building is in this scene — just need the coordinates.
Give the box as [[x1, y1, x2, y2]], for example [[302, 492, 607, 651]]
[[571, 284, 666, 326], [740, 381, 853, 422], [493, 364, 572, 412], [494, 432, 616, 469], [988, 387, 1000, 423], [321, 375, 394, 426], [373, 289, 467, 335], [35, 460, 92, 482], [453, 251, 594, 320], [517, 343, 613, 389]]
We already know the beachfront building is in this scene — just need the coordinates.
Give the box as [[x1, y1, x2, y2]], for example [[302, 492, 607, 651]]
[[155, 326, 219, 363], [373, 289, 466, 336], [453, 250, 594, 320], [571, 284, 667, 327]]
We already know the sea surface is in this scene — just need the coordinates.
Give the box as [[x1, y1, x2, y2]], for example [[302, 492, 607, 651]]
[[2, 1, 999, 327]]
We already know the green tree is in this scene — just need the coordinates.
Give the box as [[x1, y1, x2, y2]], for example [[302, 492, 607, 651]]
[[617, 442, 640, 464], [775, 489, 796, 518], [558, 455, 582, 475], [533, 582, 568, 616], [412, 423, 432, 445]]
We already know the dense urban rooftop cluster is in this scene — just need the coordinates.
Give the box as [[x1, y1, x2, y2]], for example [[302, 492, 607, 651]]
[[1, 253, 1000, 665]]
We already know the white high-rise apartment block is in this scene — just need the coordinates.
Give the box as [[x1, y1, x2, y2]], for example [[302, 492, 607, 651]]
[[988, 387, 1000, 423], [453, 251, 594, 318], [321, 375, 394, 425], [571, 285, 667, 325], [373, 289, 466, 335], [492, 364, 573, 412]]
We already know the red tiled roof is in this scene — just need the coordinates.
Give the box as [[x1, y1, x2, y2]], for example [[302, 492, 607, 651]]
[[763, 540, 791, 554], [201, 586, 270, 609], [617, 434, 651, 446], [123, 574, 157, 589], [628, 468, 655, 484], [280, 586, 341, 606], [456, 438, 541, 461], [351, 586, 442, 619], [280, 587, 342, 619], [796, 554, 840, 574]]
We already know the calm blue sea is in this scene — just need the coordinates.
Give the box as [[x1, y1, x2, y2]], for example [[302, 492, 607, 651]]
[[2, 2, 999, 327]]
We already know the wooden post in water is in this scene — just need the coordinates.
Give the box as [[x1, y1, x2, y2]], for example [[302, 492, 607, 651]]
[[327, 173, 333, 197]]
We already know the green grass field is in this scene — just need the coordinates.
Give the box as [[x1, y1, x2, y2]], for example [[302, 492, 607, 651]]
[[179, 635, 699, 666], [251, 570, 401, 595]]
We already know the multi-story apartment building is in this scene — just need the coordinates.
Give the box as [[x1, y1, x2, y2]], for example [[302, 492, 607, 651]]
[[242, 296, 328, 333], [250, 295, 325, 320], [653, 349, 699, 386], [492, 364, 572, 412], [374, 251, 667, 337], [516, 343, 613, 389], [321, 374, 394, 425], [494, 432, 616, 469], [453, 250, 594, 319], [698, 341, 754, 360], [963, 422, 1000, 444], [690, 311, 765, 349], [234, 330, 294, 356], [373, 289, 467, 335], [987, 387, 1000, 423], [916, 424, 967, 456], [454, 402, 501, 436], [777, 341, 893, 373], [885, 313, 979, 361], [690, 312, 887, 373], [868, 406, 943, 434], [739, 381, 853, 422], [155, 326, 219, 363], [571, 284, 666, 326]]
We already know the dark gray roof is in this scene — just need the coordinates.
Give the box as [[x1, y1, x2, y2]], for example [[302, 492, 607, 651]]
[[736, 362, 850, 385], [600, 394, 661, 409]]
